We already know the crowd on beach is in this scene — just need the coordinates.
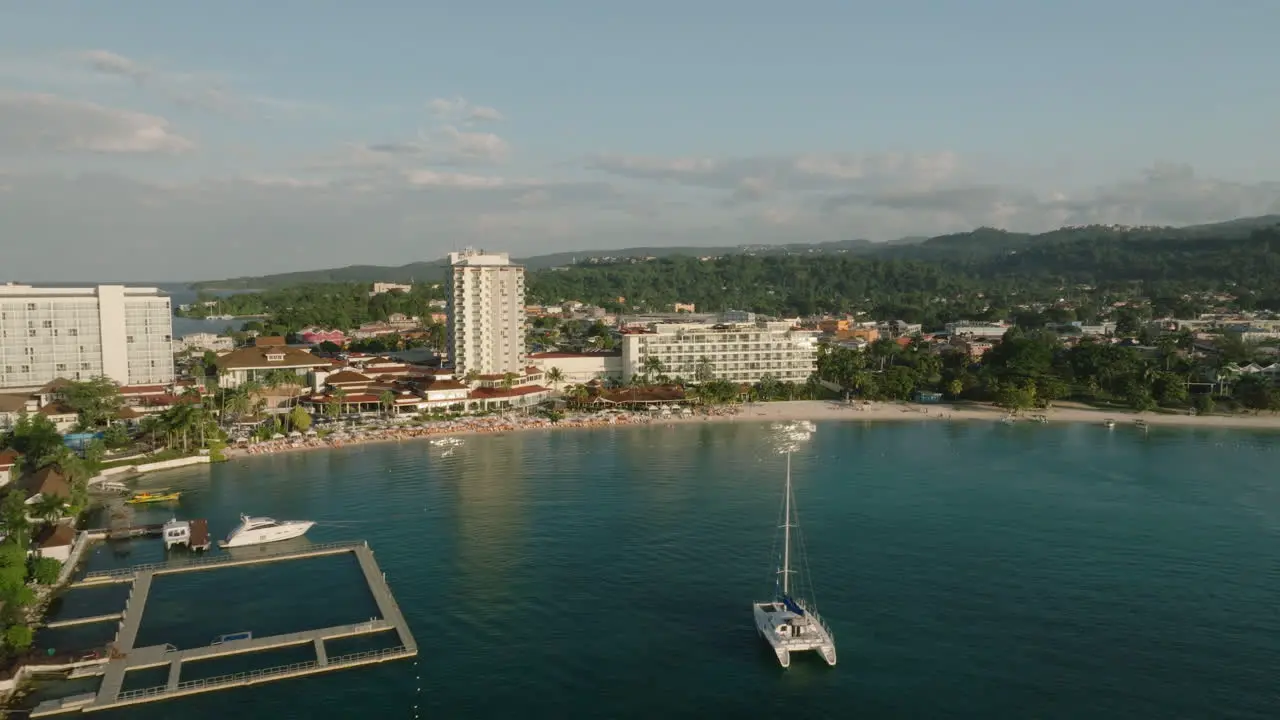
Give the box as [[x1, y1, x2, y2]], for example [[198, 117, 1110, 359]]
[[230, 405, 744, 458]]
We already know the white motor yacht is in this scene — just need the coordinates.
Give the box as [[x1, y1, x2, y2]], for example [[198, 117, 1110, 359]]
[[220, 514, 315, 548]]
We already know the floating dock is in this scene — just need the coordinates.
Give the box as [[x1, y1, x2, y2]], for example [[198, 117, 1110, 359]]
[[30, 541, 416, 716]]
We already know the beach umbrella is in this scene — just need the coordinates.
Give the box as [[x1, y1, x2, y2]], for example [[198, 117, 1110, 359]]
[[305, 429, 318, 436], [288, 430, 302, 438], [271, 433, 285, 440]]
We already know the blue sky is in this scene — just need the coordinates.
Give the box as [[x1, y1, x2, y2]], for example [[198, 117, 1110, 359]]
[[2, 1, 1278, 280]]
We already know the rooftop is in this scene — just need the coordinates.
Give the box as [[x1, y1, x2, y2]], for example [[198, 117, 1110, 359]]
[[215, 345, 332, 371]]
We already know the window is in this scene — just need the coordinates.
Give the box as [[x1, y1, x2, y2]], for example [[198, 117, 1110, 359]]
[[81, 363, 90, 370], [20, 365, 29, 373], [27, 329, 36, 337], [2, 366, 9, 373], [56, 363, 66, 371], [127, 336, 134, 343], [41, 320, 51, 328], [26, 303, 35, 310], [69, 328, 78, 336]]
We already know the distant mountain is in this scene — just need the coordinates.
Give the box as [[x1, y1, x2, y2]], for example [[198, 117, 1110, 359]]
[[190, 215, 1280, 291]]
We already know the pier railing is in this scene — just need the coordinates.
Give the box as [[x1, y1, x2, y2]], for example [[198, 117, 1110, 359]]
[[79, 540, 368, 582], [114, 646, 413, 701]]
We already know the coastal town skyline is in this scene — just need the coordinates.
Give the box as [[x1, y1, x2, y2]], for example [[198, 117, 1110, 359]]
[[5, 2, 1280, 280]]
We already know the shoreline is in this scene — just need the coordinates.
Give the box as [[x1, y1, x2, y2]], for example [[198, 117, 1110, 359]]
[[219, 400, 1280, 462]]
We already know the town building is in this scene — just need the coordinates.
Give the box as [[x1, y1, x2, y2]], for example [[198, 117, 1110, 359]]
[[619, 320, 819, 385], [527, 351, 623, 385], [0, 283, 175, 391], [213, 337, 333, 389], [445, 249, 525, 377], [176, 333, 235, 354], [0, 449, 18, 487], [944, 321, 1011, 340], [370, 282, 413, 297], [298, 328, 348, 346]]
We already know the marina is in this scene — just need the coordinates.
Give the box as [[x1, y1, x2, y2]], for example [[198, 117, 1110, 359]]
[[29, 541, 416, 716]]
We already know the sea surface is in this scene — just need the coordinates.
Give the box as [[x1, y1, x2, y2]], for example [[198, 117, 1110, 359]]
[[32, 421, 1280, 719]]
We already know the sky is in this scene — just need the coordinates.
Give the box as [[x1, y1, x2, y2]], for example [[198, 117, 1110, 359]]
[[2, 0, 1279, 281]]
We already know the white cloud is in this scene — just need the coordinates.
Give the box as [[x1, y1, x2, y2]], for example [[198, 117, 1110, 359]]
[[0, 93, 194, 154], [587, 151, 962, 198], [404, 170, 527, 189], [78, 49, 304, 117], [438, 125, 508, 164], [429, 96, 504, 123]]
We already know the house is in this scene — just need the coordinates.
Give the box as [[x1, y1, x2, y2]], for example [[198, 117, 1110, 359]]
[[0, 449, 18, 487], [33, 523, 76, 563], [0, 393, 34, 430], [213, 344, 333, 389], [22, 466, 70, 505], [38, 402, 79, 432], [299, 328, 348, 346]]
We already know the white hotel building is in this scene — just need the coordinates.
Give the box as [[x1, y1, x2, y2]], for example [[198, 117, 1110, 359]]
[[620, 321, 819, 385], [445, 249, 526, 377], [0, 284, 176, 392]]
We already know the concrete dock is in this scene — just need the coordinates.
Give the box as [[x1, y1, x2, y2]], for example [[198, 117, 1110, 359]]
[[30, 540, 416, 717]]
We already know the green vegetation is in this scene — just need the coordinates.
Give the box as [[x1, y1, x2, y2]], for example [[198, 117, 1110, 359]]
[[178, 283, 445, 335], [815, 331, 1275, 414], [527, 226, 1280, 318]]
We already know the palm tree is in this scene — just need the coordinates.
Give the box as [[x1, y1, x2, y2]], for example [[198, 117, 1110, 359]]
[[566, 384, 590, 407], [379, 390, 396, 419], [500, 372, 518, 391], [32, 494, 66, 525], [641, 356, 666, 385], [545, 367, 564, 392], [694, 356, 715, 383]]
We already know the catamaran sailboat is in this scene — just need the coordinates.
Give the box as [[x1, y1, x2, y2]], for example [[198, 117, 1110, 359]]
[[752, 422, 837, 668], [219, 514, 315, 548]]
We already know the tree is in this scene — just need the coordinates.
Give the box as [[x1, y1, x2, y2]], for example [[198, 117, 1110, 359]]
[[61, 376, 124, 429], [0, 493, 31, 550], [101, 423, 130, 448], [288, 405, 312, 432], [31, 557, 62, 585], [545, 367, 564, 391], [694, 357, 716, 383], [32, 494, 66, 525], [500, 372, 519, 391], [641, 356, 666, 384], [378, 390, 396, 419], [996, 382, 1036, 413], [6, 414, 63, 467], [4, 623, 33, 651]]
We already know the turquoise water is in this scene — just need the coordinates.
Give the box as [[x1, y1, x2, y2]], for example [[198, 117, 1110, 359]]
[[35, 421, 1280, 718]]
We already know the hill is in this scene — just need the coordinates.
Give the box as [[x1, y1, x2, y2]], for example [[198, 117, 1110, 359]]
[[191, 215, 1280, 290]]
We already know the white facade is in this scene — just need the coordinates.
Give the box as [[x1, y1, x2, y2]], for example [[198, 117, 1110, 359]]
[[620, 321, 819, 384], [445, 249, 525, 376], [0, 284, 175, 391], [944, 321, 1011, 340], [527, 352, 623, 384], [177, 332, 235, 354], [370, 282, 413, 297]]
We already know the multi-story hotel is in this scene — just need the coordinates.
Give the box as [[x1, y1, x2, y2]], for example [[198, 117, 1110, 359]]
[[620, 320, 819, 385], [0, 284, 176, 391], [445, 249, 526, 376]]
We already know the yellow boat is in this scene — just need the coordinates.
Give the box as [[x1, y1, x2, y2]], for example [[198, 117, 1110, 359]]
[[126, 491, 182, 505]]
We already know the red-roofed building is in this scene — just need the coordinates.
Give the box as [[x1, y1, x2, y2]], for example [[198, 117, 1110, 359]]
[[0, 449, 19, 488]]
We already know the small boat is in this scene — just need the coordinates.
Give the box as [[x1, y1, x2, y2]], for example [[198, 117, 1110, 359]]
[[753, 421, 836, 668], [219, 514, 315, 548], [1103, 419, 1116, 429], [126, 491, 182, 505], [211, 631, 252, 645], [430, 437, 463, 448], [92, 481, 130, 494]]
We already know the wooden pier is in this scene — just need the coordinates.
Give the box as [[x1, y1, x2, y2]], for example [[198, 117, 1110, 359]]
[[30, 541, 416, 716]]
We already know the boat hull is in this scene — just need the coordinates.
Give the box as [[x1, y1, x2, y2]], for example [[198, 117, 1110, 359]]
[[219, 521, 315, 548], [752, 601, 837, 668]]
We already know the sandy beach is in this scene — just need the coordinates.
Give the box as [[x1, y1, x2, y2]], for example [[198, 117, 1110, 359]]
[[220, 399, 1280, 461]]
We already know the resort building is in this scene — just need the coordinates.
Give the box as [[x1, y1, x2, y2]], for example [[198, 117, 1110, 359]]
[[445, 249, 525, 377], [370, 282, 413, 297], [619, 320, 820, 385], [0, 283, 175, 391], [527, 351, 623, 385], [944, 321, 1011, 340], [0, 449, 18, 487], [213, 339, 333, 389]]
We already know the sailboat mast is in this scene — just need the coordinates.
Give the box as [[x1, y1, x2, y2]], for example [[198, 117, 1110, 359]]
[[782, 451, 792, 597]]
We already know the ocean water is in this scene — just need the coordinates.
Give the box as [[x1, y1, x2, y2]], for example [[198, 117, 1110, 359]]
[[32, 420, 1280, 719]]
